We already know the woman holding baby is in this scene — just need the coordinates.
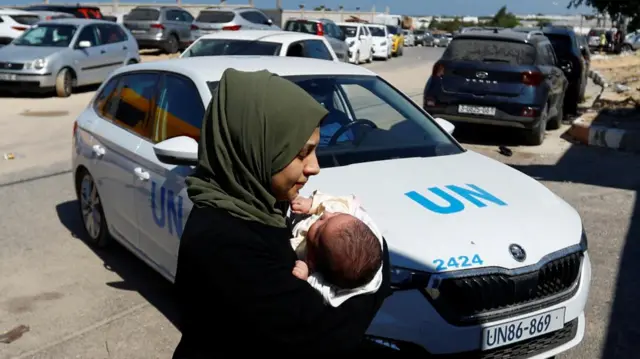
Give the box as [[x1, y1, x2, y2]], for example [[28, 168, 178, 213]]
[[171, 68, 391, 357]]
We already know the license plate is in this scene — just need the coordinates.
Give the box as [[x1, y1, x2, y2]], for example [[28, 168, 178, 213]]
[[458, 104, 496, 116], [131, 30, 145, 34], [481, 307, 565, 350], [0, 73, 17, 81]]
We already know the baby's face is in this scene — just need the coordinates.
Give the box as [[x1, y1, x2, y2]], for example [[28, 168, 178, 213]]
[[305, 212, 356, 269]]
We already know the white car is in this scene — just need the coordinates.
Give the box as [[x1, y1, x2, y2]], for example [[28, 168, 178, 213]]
[[180, 30, 340, 62], [366, 23, 392, 60], [0, 8, 40, 45], [337, 22, 373, 64], [71, 56, 591, 357]]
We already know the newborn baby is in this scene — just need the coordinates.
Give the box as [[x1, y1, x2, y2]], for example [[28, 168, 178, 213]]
[[289, 190, 384, 307]]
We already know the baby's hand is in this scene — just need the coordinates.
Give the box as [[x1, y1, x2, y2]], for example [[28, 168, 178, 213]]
[[292, 260, 309, 280], [291, 196, 313, 214]]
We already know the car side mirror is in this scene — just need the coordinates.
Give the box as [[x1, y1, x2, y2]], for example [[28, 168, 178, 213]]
[[434, 117, 455, 135], [266, 18, 273, 25], [153, 136, 199, 166], [77, 40, 91, 48]]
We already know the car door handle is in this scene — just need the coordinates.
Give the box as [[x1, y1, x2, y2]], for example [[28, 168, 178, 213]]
[[92, 144, 105, 157], [100, 49, 106, 54], [134, 167, 150, 181], [123, 46, 127, 50]]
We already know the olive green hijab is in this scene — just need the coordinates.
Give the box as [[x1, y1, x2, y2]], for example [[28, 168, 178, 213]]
[[186, 68, 328, 228]]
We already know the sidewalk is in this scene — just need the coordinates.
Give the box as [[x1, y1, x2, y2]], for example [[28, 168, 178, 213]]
[[567, 54, 640, 153]]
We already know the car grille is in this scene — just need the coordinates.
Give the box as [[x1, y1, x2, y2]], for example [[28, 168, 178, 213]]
[[427, 251, 583, 326], [0, 62, 24, 70]]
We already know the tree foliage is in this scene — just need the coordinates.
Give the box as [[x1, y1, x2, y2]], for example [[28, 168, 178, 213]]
[[428, 6, 520, 32], [568, 0, 640, 17]]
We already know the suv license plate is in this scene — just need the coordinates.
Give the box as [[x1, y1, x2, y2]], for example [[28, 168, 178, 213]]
[[481, 307, 565, 350], [0, 73, 17, 81], [458, 104, 496, 116]]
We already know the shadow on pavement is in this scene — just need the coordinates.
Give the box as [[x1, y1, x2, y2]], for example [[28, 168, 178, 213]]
[[509, 144, 640, 358], [0, 84, 100, 99], [54, 200, 180, 329]]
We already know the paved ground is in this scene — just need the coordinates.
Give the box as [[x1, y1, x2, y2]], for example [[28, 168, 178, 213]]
[[0, 46, 638, 358]]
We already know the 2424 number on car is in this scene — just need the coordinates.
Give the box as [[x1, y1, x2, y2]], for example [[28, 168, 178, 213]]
[[482, 307, 565, 350]]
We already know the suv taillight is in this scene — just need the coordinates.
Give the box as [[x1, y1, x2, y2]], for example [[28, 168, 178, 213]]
[[223, 25, 241, 31], [432, 63, 445, 77], [521, 71, 543, 86], [150, 23, 164, 30], [317, 22, 324, 36], [190, 24, 199, 30]]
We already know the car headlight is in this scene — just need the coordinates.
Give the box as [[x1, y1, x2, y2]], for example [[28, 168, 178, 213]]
[[24, 58, 46, 70], [390, 266, 431, 291]]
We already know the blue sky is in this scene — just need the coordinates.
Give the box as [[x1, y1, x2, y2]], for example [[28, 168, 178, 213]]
[[3, 0, 594, 16]]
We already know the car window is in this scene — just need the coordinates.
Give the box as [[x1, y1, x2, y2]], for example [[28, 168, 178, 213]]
[[443, 38, 536, 65], [181, 10, 194, 22], [285, 20, 317, 34], [544, 33, 573, 58], [196, 10, 234, 23], [12, 24, 77, 47], [182, 39, 281, 57], [94, 78, 120, 119], [339, 25, 357, 38], [153, 74, 205, 142], [126, 8, 160, 21], [368, 26, 386, 37], [97, 24, 126, 44], [102, 73, 159, 139], [8, 15, 40, 25], [303, 40, 333, 60], [75, 25, 101, 47]]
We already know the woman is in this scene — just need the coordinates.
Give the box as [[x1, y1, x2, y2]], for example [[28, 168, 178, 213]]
[[172, 68, 391, 356]]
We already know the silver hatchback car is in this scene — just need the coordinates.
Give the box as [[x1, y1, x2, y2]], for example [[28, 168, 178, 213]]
[[0, 18, 140, 97]]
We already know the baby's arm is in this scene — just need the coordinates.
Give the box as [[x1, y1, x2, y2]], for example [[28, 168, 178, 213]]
[[290, 196, 313, 214], [292, 260, 309, 280]]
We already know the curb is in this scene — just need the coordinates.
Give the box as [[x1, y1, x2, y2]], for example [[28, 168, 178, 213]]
[[568, 117, 640, 153]]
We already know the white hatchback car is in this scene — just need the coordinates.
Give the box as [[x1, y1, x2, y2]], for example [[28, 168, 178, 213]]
[[337, 22, 373, 64], [180, 29, 339, 62], [71, 56, 591, 357], [366, 23, 392, 60]]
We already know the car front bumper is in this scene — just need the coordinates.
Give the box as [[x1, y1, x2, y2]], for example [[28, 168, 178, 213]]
[[365, 251, 591, 356], [0, 71, 56, 91]]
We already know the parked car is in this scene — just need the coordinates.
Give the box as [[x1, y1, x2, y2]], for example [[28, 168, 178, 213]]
[[386, 24, 404, 56], [423, 29, 568, 145], [181, 30, 339, 62], [71, 54, 591, 358], [336, 22, 373, 64], [403, 29, 415, 46], [587, 27, 606, 50], [366, 23, 391, 60], [622, 32, 640, 52], [192, 6, 279, 40], [541, 25, 589, 117], [0, 8, 40, 45], [123, 6, 197, 54], [432, 33, 451, 47], [20, 4, 111, 21], [0, 18, 139, 97], [284, 18, 349, 62], [413, 29, 434, 46], [24, 10, 75, 22]]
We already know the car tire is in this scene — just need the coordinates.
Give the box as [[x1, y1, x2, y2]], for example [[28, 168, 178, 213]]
[[55, 68, 73, 98], [164, 34, 179, 54], [525, 105, 548, 146], [367, 50, 373, 63], [126, 59, 137, 65], [355, 50, 360, 64], [76, 170, 111, 248], [548, 96, 564, 130]]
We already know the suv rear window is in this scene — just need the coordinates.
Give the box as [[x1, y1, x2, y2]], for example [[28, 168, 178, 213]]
[[9, 15, 40, 25], [196, 11, 235, 23], [442, 38, 536, 65], [126, 8, 160, 21], [285, 20, 318, 34]]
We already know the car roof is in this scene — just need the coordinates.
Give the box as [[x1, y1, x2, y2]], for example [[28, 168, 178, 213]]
[[110, 56, 376, 82], [39, 18, 116, 25], [24, 4, 100, 9], [366, 23, 386, 28], [132, 5, 183, 10], [202, 6, 256, 12], [0, 8, 39, 15], [454, 29, 546, 44], [541, 25, 576, 35], [195, 29, 324, 42], [335, 22, 363, 26]]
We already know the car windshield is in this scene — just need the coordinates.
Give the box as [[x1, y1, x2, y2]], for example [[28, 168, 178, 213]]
[[195, 11, 234, 23], [339, 25, 357, 37], [442, 38, 536, 65], [386, 25, 398, 34], [205, 75, 462, 168], [544, 33, 573, 58], [414, 30, 425, 35], [126, 8, 160, 21], [368, 26, 385, 37], [182, 39, 282, 57], [12, 24, 77, 47]]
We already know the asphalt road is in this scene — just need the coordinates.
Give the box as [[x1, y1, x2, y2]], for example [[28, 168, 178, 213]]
[[0, 46, 638, 358]]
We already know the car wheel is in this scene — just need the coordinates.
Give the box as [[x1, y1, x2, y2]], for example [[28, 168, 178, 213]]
[[548, 96, 564, 130], [525, 105, 548, 146], [367, 50, 373, 63], [76, 170, 111, 248], [164, 34, 179, 54], [126, 59, 137, 65], [355, 50, 360, 64], [55, 68, 74, 98]]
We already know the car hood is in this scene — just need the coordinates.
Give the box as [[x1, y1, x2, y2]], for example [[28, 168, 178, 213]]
[[299, 150, 582, 272], [0, 45, 64, 62]]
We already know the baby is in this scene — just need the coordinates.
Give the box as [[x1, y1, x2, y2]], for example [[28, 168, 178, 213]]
[[289, 190, 384, 307]]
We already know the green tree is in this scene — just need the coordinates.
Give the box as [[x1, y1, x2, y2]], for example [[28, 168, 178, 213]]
[[568, 0, 640, 30], [486, 6, 520, 28], [428, 18, 439, 30], [536, 18, 553, 26]]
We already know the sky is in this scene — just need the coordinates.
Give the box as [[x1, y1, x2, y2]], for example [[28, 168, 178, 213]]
[[1, 0, 594, 16]]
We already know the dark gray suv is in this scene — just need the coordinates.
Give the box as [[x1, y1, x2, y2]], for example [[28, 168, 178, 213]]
[[123, 6, 195, 54]]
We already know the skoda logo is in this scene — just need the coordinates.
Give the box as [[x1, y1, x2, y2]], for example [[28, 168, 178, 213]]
[[509, 244, 526, 262], [476, 71, 488, 79]]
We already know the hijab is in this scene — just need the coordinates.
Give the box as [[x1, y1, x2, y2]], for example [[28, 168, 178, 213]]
[[185, 68, 328, 228]]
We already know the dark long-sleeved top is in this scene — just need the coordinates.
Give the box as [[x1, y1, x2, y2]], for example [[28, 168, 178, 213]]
[[171, 205, 392, 357]]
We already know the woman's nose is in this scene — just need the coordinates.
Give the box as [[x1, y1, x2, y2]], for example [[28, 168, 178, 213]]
[[304, 154, 320, 177]]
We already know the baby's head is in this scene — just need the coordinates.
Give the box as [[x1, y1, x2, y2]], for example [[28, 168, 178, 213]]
[[306, 212, 382, 289]]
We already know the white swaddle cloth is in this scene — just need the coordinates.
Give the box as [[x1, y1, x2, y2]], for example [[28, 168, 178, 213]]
[[289, 190, 384, 307]]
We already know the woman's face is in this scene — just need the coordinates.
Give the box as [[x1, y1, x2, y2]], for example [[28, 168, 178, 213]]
[[271, 127, 321, 202]]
